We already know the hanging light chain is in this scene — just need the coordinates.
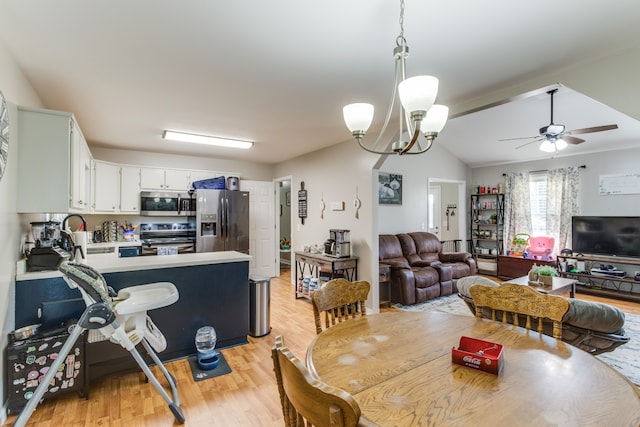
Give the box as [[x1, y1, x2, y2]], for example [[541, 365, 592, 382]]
[[399, 0, 405, 39]]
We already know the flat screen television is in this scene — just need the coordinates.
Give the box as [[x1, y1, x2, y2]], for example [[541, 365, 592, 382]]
[[571, 216, 640, 258]]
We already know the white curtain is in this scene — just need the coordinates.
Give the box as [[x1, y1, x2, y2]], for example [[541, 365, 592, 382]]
[[504, 172, 531, 254], [504, 167, 581, 256], [546, 166, 581, 253]]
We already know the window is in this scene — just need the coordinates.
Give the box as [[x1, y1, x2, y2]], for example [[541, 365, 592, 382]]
[[529, 172, 547, 236]]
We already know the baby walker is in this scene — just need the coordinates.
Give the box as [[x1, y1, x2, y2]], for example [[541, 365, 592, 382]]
[[13, 262, 185, 426]]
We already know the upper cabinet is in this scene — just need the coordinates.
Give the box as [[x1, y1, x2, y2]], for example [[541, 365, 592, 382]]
[[93, 162, 140, 214], [92, 161, 120, 212], [140, 167, 191, 191], [17, 107, 92, 213], [120, 166, 140, 213]]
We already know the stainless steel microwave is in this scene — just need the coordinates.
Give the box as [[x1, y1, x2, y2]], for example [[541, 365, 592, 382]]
[[140, 191, 196, 216]]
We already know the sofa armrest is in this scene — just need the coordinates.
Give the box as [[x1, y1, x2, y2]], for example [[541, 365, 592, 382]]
[[390, 268, 416, 305], [411, 259, 442, 268], [439, 252, 473, 263], [432, 264, 452, 283]]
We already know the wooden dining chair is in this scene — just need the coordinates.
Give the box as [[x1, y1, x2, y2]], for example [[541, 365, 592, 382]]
[[271, 335, 376, 427], [469, 282, 570, 338], [311, 278, 371, 335]]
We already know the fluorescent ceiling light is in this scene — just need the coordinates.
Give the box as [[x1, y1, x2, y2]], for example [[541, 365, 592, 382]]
[[162, 130, 253, 149]]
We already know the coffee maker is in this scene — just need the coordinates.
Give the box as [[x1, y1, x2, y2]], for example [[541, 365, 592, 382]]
[[26, 221, 70, 271], [324, 229, 351, 258]]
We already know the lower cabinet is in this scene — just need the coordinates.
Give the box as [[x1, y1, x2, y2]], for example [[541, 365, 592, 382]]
[[497, 255, 556, 280], [15, 261, 250, 382]]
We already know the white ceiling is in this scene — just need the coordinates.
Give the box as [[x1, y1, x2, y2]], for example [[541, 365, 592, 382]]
[[1, 1, 640, 166]]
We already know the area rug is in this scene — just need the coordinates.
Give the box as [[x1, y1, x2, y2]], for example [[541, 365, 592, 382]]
[[393, 294, 640, 386], [187, 351, 232, 382]]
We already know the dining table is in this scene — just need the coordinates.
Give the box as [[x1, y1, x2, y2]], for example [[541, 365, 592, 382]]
[[306, 311, 640, 426]]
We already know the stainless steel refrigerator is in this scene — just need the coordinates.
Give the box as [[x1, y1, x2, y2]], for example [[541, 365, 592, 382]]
[[195, 189, 250, 254]]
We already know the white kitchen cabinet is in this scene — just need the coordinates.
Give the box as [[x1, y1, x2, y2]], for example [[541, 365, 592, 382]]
[[93, 162, 140, 214], [164, 169, 191, 190], [93, 161, 120, 212], [17, 106, 93, 213], [140, 167, 190, 191], [120, 166, 140, 213]]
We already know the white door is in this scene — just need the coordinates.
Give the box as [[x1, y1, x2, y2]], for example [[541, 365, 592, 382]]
[[241, 180, 276, 277], [428, 185, 442, 238]]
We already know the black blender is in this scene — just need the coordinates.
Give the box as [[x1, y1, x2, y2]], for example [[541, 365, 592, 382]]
[[26, 221, 70, 271]]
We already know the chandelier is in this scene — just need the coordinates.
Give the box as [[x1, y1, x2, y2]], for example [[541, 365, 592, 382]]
[[342, 0, 449, 155]]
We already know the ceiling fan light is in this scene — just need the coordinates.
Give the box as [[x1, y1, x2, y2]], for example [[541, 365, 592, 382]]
[[539, 140, 556, 153], [343, 103, 374, 133], [555, 138, 568, 150], [398, 76, 439, 114], [423, 105, 449, 133]]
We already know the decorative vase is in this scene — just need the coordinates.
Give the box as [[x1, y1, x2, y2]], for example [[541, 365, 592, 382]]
[[539, 275, 554, 286]]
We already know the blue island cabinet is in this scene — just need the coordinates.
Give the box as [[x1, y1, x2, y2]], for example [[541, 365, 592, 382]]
[[15, 260, 250, 381]]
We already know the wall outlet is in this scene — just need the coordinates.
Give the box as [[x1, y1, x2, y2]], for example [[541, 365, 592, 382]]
[[330, 201, 345, 211]]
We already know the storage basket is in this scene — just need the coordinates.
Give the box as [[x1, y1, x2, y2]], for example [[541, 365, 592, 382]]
[[192, 176, 226, 190]]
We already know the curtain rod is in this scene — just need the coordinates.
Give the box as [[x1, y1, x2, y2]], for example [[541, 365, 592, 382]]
[[502, 165, 586, 176]]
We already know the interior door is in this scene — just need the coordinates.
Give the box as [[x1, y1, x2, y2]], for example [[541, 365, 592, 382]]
[[240, 180, 276, 277], [428, 185, 442, 238]]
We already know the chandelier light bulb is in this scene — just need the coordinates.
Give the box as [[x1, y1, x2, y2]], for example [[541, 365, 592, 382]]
[[423, 105, 449, 133], [343, 103, 374, 134], [398, 75, 439, 115]]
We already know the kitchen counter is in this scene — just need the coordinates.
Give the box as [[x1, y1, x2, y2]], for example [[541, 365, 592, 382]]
[[15, 250, 253, 382], [16, 250, 252, 281]]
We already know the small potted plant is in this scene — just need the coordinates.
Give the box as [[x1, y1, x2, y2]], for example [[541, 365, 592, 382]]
[[535, 265, 558, 286], [489, 214, 498, 224]]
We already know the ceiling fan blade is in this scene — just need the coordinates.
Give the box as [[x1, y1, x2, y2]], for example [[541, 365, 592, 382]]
[[567, 124, 618, 135], [515, 139, 540, 149], [563, 135, 585, 145], [498, 135, 538, 142]]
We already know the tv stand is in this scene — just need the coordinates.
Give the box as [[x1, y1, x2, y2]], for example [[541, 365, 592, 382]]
[[558, 254, 640, 302]]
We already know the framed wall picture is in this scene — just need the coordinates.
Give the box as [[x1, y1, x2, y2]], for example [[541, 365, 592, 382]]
[[379, 172, 402, 205]]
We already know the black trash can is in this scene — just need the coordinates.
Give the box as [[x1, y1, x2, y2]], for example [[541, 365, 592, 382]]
[[249, 275, 271, 337]]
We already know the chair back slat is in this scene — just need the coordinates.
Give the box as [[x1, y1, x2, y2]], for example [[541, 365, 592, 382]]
[[312, 279, 371, 335], [469, 283, 569, 339]]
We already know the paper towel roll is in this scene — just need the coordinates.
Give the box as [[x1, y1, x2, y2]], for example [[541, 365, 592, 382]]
[[74, 231, 88, 263]]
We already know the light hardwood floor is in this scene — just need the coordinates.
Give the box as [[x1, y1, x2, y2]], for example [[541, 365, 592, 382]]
[[4, 269, 639, 426]]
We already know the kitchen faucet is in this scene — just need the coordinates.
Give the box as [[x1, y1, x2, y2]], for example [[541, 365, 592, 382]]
[[60, 214, 88, 261]]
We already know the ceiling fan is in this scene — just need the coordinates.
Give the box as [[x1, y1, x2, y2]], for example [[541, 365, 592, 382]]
[[500, 89, 618, 152]]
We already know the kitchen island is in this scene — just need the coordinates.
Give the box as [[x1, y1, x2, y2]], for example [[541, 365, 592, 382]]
[[15, 251, 251, 381]]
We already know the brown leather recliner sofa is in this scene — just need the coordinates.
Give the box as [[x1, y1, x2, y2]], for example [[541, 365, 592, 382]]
[[379, 232, 476, 305]]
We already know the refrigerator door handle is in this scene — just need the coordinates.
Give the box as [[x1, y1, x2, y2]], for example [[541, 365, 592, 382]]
[[224, 197, 229, 240]]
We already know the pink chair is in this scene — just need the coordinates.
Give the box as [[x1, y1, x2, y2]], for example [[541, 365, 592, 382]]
[[527, 236, 555, 260]]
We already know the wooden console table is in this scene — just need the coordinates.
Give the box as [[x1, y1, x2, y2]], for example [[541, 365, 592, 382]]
[[294, 251, 358, 300], [497, 255, 556, 281]]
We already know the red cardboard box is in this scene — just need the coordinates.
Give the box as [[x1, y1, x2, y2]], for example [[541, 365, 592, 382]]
[[452, 336, 504, 375]]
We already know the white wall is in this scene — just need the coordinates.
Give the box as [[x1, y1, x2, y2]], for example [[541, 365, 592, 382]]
[[0, 40, 44, 422], [378, 142, 471, 234], [274, 139, 381, 309]]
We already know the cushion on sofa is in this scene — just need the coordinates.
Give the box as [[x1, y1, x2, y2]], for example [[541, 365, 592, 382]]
[[564, 298, 625, 334]]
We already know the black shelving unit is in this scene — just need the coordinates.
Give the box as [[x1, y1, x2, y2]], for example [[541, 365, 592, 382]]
[[470, 193, 505, 276]]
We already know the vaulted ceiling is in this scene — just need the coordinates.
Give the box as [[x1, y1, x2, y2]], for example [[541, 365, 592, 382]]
[[1, 1, 640, 166]]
